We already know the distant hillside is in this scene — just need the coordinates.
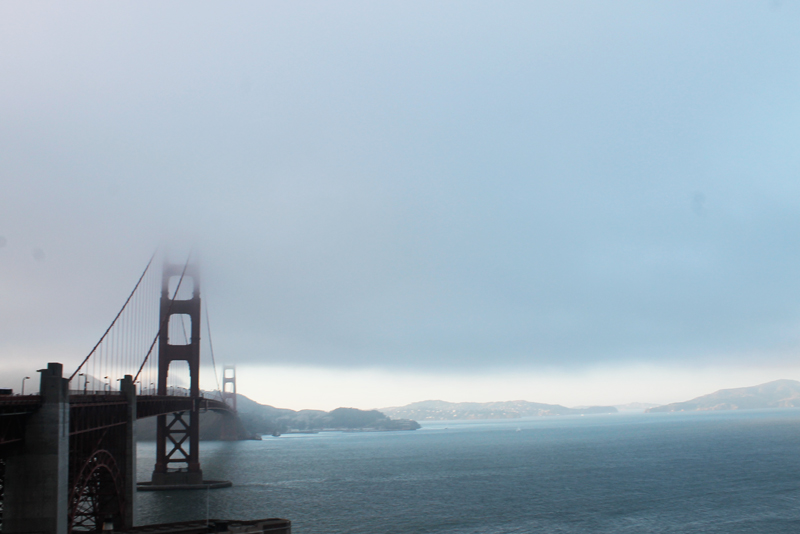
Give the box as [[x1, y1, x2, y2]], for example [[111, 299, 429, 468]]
[[646, 379, 800, 413], [238, 401, 420, 435], [379, 400, 617, 421], [137, 393, 420, 440]]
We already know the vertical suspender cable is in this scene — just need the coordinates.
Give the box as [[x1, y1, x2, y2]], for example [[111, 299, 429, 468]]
[[69, 250, 157, 381], [204, 304, 223, 400]]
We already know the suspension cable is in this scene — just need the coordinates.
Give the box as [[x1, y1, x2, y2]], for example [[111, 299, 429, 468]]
[[204, 303, 223, 399], [70, 249, 157, 381], [133, 253, 192, 382]]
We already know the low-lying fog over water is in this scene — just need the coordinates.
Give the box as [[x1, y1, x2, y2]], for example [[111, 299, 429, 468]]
[[138, 410, 800, 533]]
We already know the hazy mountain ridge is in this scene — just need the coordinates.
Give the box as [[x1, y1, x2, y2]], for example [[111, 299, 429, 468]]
[[646, 379, 800, 413], [379, 399, 617, 421], [234, 393, 421, 434], [137, 393, 420, 440], [238, 401, 420, 435]]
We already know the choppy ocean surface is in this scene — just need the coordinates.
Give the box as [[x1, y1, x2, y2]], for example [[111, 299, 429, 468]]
[[137, 409, 800, 533]]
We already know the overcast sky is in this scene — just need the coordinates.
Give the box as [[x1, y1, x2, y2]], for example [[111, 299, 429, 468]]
[[3, 2, 800, 409]]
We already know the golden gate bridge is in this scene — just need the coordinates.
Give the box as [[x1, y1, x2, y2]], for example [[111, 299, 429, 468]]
[[0, 252, 251, 532]]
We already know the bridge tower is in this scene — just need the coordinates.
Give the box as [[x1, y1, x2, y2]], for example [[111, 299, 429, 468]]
[[219, 365, 239, 441], [151, 261, 204, 486], [222, 365, 237, 412]]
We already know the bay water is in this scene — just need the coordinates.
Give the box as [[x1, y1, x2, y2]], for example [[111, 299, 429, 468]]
[[137, 409, 800, 533]]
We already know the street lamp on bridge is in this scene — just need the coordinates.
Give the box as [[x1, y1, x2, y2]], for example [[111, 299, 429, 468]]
[[20, 376, 30, 395]]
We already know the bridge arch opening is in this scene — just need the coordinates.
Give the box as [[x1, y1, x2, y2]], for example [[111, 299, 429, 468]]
[[165, 360, 190, 396], [168, 275, 194, 301], [167, 314, 191, 346], [69, 449, 123, 533]]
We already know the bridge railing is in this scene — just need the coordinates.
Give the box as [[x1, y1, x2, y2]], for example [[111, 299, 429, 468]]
[[68, 389, 124, 396], [68, 387, 212, 398]]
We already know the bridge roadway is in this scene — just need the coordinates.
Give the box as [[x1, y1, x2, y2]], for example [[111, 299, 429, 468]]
[[0, 392, 232, 448]]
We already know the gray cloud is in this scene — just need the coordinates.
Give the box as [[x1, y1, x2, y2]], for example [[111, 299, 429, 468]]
[[2, 1, 800, 372]]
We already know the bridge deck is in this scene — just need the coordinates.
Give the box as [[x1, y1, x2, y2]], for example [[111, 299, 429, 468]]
[[0, 396, 41, 446], [0, 394, 232, 446]]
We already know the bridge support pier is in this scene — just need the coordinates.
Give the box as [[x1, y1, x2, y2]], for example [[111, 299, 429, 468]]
[[4, 363, 69, 534], [121, 374, 138, 529]]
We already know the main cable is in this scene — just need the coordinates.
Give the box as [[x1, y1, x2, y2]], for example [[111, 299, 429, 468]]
[[70, 249, 157, 381]]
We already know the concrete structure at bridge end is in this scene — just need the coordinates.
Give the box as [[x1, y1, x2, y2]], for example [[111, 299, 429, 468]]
[[4, 363, 70, 534]]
